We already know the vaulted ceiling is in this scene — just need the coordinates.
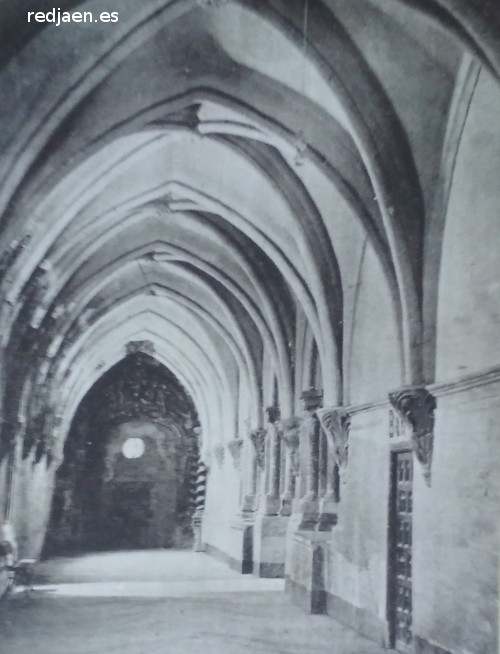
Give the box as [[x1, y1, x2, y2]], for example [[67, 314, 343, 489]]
[[0, 0, 491, 462]]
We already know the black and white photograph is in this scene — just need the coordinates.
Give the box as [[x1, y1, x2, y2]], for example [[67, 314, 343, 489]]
[[0, 1, 498, 653]]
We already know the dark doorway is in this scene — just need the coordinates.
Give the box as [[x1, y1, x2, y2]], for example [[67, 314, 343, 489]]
[[43, 351, 199, 557]]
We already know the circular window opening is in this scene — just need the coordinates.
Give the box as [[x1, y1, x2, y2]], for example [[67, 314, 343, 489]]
[[122, 437, 145, 459]]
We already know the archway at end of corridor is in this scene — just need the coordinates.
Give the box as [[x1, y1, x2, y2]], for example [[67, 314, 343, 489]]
[[43, 351, 200, 558]]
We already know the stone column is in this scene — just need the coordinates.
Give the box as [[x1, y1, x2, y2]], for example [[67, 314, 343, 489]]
[[192, 460, 208, 552], [3, 420, 24, 523], [262, 407, 281, 515], [229, 432, 255, 574], [227, 438, 244, 471], [279, 417, 301, 516], [241, 433, 259, 515], [249, 427, 266, 510], [298, 388, 323, 530]]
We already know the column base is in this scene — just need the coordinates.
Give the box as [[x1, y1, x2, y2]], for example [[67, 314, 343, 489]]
[[218, 519, 254, 574], [192, 515, 205, 552], [317, 512, 338, 531], [298, 495, 319, 530], [317, 496, 339, 532], [241, 494, 257, 518], [252, 514, 288, 578], [262, 494, 281, 516], [285, 530, 332, 614], [279, 494, 293, 517]]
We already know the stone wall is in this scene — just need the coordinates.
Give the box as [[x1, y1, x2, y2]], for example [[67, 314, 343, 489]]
[[413, 377, 500, 654]]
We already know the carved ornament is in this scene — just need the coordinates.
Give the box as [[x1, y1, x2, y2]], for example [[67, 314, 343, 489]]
[[250, 428, 267, 470], [193, 426, 203, 449], [316, 408, 351, 476], [214, 444, 225, 468], [126, 340, 155, 357], [280, 417, 301, 476], [389, 387, 436, 486], [280, 417, 301, 450], [227, 438, 244, 470], [265, 405, 280, 424]]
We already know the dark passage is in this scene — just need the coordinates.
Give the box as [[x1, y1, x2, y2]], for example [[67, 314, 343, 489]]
[[43, 350, 199, 557]]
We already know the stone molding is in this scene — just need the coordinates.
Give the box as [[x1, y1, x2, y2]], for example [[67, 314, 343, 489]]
[[428, 365, 500, 397], [227, 438, 244, 470], [340, 366, 500, 417], [250, 428, 266, 470], [389, 387, 436, 486], [193, 426, 203, 450], [126, 340, 155, 356], [196, 0, 230, 7], [316, 408, 351, 479], [346, 398, 389, 415]]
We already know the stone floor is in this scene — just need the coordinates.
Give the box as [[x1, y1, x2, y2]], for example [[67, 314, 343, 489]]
[[0, 550, 388, 654]]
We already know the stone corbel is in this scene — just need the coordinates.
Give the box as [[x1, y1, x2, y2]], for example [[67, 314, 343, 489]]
[[316, 408, 351, 482], [213, 444, 225, 468], [389, 387, 436, 486], [250, 428, 266, 470], [227, 439, 244, 470]]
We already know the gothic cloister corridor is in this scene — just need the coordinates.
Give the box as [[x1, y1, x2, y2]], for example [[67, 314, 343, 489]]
[[0, 1, 499, 652], [1, 549, 386, 654]]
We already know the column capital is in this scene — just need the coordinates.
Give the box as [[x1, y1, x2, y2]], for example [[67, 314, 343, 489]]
[[300, 388, 323, 412], [250, 428, 267, 470], [279, 417, 301, 455], [265, 405, 281, 424], [227, 438, 244, 470], [213, 444, 225, 468], [389, 387, 436, 486], [316, 408, 351, 478]]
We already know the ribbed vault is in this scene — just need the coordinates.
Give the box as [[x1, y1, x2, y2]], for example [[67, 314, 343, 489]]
[[0, 0, 475, 480]]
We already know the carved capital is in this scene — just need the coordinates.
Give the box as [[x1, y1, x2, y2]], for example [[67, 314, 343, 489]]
[[300, 387, 323, 412], [250, 428, 267, 470], [213, 444, 225, 468], [317, 408, 351, 476], [280, 417, 301, 451], [227, 439, 244, 470], [279, 417, 301, 476], [389, 387, 436, 486], [265, 405, 280, 424]]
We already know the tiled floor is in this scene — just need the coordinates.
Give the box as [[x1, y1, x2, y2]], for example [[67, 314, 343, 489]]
[[0, 550, 388, 654]]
